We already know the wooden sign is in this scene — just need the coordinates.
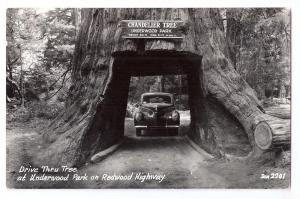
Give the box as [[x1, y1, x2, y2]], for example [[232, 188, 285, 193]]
[[120, 20, 184, 39]]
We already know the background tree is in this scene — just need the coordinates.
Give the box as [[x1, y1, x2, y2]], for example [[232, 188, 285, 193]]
[[36, 8, 76, 100], [6, 8, 46, 104], [6, 8, 76, 105], [223, 8, 290, 100]]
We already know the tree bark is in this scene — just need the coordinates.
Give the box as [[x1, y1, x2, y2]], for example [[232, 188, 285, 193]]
[[225, 9, 242, 69], [72, 8, 81, 37], [35, 8, 290, 167]]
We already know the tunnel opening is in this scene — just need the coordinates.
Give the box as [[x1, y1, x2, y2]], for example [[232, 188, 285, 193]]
[[126, 74, 191, 137], [113, 52, 206, 138], [86, 51, 252, 160]]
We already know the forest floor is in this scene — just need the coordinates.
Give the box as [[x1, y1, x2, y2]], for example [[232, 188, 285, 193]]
[[6, 105, 291, 189]]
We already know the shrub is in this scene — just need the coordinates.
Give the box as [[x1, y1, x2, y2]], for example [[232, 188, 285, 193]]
[[7, 101, 64, 124], [28, 101, 64, 120]]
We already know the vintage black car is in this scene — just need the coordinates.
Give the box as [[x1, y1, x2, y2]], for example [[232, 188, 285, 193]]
[[134, 92, 180, 136]]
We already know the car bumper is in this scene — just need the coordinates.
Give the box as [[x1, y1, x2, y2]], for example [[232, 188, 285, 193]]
[[135, 125, 179, 129]]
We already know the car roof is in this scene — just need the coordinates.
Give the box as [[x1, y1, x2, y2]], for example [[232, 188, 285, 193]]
[[141, 92, 173, 97]]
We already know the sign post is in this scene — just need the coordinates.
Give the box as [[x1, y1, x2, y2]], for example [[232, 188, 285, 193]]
[[120, 20, 184, 39]]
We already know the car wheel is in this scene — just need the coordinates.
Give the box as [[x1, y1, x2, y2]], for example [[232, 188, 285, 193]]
[[136, 129, 142, 136]]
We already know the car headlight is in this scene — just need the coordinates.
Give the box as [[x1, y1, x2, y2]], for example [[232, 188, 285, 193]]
[[171, 111, 179, 121], [135, 112, 143, 121]]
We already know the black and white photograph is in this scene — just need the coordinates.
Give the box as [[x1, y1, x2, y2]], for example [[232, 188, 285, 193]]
[[4, 5, 294, 192]]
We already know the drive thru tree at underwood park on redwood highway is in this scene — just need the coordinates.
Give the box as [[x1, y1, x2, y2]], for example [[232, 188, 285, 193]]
[[34, 8, 290, 167]]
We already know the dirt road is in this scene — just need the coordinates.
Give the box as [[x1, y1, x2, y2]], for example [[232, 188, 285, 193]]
[[73, 136, 227, 188], [6, 117, 290, 188]]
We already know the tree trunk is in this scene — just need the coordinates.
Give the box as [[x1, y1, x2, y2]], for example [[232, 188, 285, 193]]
[[35, 8, 290, 167], [19, 59, 25, 107], [225, 9, 242, 69], [72, 8, 81, 37], [156, 76, 165, 92]]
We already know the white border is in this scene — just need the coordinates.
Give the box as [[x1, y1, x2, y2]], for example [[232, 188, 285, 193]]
[[1, 1, 299, 199], [0, 0, 294, 8]]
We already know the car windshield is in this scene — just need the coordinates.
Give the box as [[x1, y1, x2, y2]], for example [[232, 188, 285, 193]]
[[142, 95, 172, 104]]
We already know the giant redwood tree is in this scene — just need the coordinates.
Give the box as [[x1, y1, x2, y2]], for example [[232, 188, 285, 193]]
[[35, 8, 290, 167]]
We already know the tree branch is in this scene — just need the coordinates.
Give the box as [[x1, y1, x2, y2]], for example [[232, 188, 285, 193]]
[[7, 56, 21, 67], [45, 61, 72, 101], [48, 67, 71, 89], [45, 75, 71, 101]]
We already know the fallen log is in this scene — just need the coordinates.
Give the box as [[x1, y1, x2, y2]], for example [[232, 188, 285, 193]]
[[254, 114, 290, 150]]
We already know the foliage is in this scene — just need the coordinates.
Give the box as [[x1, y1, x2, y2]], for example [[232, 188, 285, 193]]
[[224, 8, 291, 100], [6, 8, 76, 107], [128, 75, 189, 110], [40, 8, 75, 71], [7, 101, 64, 123]]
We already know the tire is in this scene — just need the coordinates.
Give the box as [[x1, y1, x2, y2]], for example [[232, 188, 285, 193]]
[[136, 129, 142, 136]]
